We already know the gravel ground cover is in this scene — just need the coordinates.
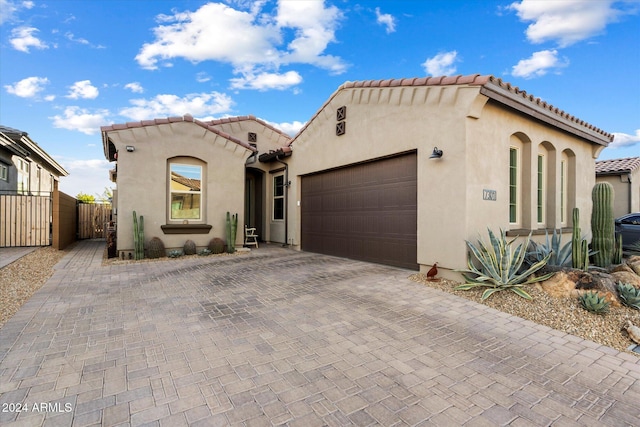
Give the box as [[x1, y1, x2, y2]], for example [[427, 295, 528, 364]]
[[2, 246, 639, 356], [410, 274, 640, 356], [0, 246, 69, 328]]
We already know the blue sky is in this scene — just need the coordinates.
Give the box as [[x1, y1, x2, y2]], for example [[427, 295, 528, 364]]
[[1, 0, 639, 198]]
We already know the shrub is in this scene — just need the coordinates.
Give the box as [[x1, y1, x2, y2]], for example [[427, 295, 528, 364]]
[[455, 228, 553, 300], [168, 250, 183, 258], [198, 248, 212, 256]]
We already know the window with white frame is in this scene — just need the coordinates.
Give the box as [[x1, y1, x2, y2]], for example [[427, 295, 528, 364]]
[[560, 160, 567, 224], [537, 154, 545, 224], [17, 159, 29, 194], [509, 147, 518, 224], [169, 163, 202, 220], [273, 174, 285, 221], [0, 163, 7, 181]]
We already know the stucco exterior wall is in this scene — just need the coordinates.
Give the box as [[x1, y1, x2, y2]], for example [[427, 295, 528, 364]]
[[286, 83, 604, 279], [108, 121, 252, 256], [596, 170, 640, 218]]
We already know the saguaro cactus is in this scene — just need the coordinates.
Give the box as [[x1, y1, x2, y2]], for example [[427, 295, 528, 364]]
[[571, 208, 588, 271], [133, 210, 145, 260], [591, 182, 615, 268], [226, 212, 238, 253]]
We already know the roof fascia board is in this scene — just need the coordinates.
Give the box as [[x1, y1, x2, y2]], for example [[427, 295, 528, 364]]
[[19, 135, 69, 176], [0, 133, 30, 157], [479, 85, 609, 147]]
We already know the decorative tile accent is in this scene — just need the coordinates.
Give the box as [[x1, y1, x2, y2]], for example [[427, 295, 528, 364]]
[[336, 121, 346, 136], [248, 132, 257, 142], [337, 106, 347, 121]]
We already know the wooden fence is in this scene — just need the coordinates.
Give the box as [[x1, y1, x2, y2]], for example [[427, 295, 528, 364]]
[[78, 202, 112, 239], [0, 194, 51, 247]]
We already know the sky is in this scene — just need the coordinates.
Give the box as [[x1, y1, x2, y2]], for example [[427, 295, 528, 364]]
[[1, 0, 639, 198]]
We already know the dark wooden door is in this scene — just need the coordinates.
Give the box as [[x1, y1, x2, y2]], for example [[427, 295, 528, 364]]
[[301, 153, 417, 269]]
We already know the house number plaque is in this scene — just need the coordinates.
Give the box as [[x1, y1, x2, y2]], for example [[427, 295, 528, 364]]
[[483, 189, 497, 201]]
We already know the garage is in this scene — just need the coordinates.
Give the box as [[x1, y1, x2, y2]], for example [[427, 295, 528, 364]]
[[301, 152, 418, 269]]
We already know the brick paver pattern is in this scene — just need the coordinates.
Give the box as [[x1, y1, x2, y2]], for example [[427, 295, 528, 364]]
[[1, 240, 639, 426]]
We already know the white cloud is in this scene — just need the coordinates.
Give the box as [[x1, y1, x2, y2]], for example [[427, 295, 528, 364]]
[[196, 72, 211, 83], [269, 120, 305, 137], [67, 80, 99, 99], [124, 82, 144, 93], [511, 49, 568, 78], [375, 7, 396, 34], [0, 0, 33, 25], [57, 158, 114, 200], [135, 1, 345, 89], [119, 92, 233, 121], [50, 106, 110, 134], [609, 129, 640, 149], [10, 26, 49, 52], [508, 0, 625, 47], [422, 51, 459, 76], [4, 76, 49, 98], [230, 70, 302, 91]]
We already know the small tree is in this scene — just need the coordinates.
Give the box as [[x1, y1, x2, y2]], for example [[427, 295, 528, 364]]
[[77, 193, 95, 203]]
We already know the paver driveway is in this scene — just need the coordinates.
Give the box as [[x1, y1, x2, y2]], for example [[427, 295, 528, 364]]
[[1, 240, 639, 426]]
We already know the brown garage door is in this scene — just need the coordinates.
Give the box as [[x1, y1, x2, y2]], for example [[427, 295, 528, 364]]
[[301, 152, 417, 270]]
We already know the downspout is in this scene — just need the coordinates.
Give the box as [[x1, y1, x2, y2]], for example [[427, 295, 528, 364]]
[[275, 155, 290, 247], [627, 173, 632, 214]]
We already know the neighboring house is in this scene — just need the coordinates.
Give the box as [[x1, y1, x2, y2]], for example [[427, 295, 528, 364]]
[[596, 157, 640, 218], [102, 75, 613, 278], [101, 115, 291, 258], [0, 125, 68, 195]]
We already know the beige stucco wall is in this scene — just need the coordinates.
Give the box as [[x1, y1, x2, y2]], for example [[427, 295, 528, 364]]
[[596, 169, 640, 218], [286, 83, 604, 279], [108, 121, 253, 256]]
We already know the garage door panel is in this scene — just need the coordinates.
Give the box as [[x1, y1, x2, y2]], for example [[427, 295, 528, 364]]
[[301, 153, 417, 270]]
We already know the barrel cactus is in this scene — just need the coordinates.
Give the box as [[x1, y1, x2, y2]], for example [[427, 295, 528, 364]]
[[147, 237, 166, 259], [183, 239, 197, 255], [208, 237, 225, 254], [591, 182, 615, 268]]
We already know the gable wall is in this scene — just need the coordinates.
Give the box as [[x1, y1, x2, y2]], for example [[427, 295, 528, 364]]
[[596, 168, 640, 218], [109, 122, 251, 255]]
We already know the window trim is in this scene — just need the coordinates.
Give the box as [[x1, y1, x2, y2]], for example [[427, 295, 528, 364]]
[[273, 173, 285, 221], [509, 147, 519, 224], [168, 160, 204, 223], [537, 154, 545, 224], [0, 163, 7, 181], [560, 160, 567, 224]]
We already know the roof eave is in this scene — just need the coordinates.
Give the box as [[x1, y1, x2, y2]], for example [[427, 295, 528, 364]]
[[479, 84, 612, 147]]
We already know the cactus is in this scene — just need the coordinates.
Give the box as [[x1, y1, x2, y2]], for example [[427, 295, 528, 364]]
[[225, 212, 238, 253], [579, 291, 610, 314], [613, 233, 623, 265], [147, 237, 166, 259], [591, 182, 615, 268], [571, 208, 589, 271], [133, 210, 145, 260], [208, 237, 225, 254], [617, 282, 640, 310], [183, 239, 197, 255]]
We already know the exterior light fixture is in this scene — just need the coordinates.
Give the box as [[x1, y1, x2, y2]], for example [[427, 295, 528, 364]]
[[126, 146, 135, 152], [429, 147, 443, 159]]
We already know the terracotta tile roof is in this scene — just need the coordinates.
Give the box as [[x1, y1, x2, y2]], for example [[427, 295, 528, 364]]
[[101, 114, 258, 160], [170, 172, 201, 191], [206, 115, 292, 140], [289, 74, 612, 147], [596, 157, 640, 175]]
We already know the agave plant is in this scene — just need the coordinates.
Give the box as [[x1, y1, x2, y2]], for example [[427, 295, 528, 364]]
[[455, 228, 554, 300], [526, 229, 572, 267], [617, 282, 640, 310], [579, 291, 610, 314]]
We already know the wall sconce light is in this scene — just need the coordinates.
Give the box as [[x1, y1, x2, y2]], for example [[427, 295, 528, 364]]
[[429, 147, 443, 159], [126, 146, 135, 152]]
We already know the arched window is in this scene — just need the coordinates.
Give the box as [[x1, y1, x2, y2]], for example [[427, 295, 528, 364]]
[[167, 157, 207, 223]]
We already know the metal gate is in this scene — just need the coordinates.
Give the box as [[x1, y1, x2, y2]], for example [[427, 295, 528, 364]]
[[0, 193, 52, 247]]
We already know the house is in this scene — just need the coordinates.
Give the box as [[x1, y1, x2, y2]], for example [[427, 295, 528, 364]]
[[596, 157, 640, 218], [102, 75, 613, 278], [0, 125, 68, 195], [101, 115, 291, 258]]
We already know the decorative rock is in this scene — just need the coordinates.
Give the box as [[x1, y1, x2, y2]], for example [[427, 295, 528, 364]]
[[610, 271, 640, 289], [611, 263, 635, 274], [623, 320, 640, 345], [628, 258, 640, 276], [537, 271, 577, 298]]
